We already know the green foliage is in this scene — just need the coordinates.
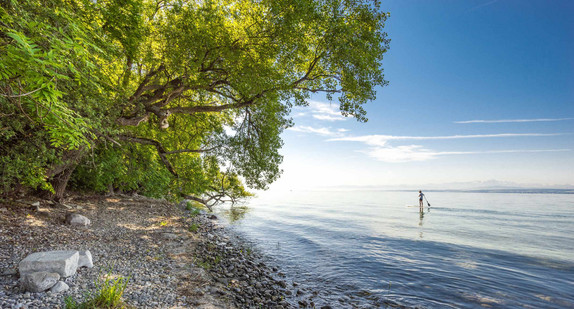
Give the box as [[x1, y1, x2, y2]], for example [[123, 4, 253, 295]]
[[71, 144, 172, 198], [1, 0, 389, 204], [0, 0, 114, 194], [65, 274, 130, 309]]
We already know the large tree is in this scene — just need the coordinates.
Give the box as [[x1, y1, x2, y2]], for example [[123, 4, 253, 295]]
[[0, 0, 389, 206]]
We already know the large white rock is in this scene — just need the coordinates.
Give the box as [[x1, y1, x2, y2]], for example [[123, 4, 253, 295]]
[[49, 281, 69, 293], [66, 213, 91, 226], [78, 250, 93, 268], [21, 271, 60, 292], [19, 251, 79, 277]]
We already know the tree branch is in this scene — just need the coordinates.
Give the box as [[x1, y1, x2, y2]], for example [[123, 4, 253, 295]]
[[166, 100, 254, 114], [117, 135, 178, 177], [118, 135, 218, 176]]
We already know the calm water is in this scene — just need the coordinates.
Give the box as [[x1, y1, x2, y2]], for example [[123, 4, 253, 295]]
[[223, 190, 574, 308]]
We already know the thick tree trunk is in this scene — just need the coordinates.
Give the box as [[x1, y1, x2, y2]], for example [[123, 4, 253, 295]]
[[51, 165, 76, 202], [45, 149, 86, 201]]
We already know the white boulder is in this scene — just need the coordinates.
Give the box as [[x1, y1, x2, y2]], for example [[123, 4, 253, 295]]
[[66, 213, 91, 226], [21, 271, 60, 292], [78, 250, 93, 268], [19, 251, 79, 277], [49, 281, 69, 293]]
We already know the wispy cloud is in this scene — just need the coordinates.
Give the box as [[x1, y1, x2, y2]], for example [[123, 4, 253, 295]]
[[362, 147, 570, 163], [330, 133, 563, 147], [455, 118, 574, 124], [329, 132, 569, 162], [293, 100, 346, 122], [288, 125, 344, 137], [468, 0, 500, 12]]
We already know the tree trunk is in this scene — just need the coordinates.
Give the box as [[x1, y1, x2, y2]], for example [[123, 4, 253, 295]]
[[51, 165, 76, 202]]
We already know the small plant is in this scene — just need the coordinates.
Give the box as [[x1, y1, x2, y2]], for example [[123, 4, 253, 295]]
[[65, 272, 131, 309], [159, 220, 168, 227], [196, 259, 212, 270], [189, 223, 199, 233], [213, 255, 221, 264], [64, 296, 79, 309]]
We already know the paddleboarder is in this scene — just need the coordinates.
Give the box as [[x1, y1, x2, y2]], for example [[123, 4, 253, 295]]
[[418, 190, 425, 211]]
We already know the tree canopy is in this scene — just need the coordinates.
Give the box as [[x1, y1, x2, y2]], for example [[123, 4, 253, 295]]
[[0, 0, 389, 207]]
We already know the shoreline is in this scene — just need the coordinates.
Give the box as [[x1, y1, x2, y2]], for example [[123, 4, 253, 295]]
[[0, 194, 300, 308]]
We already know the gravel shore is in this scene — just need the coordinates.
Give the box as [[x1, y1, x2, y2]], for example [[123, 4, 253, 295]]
[[0, 194, 296, 309]]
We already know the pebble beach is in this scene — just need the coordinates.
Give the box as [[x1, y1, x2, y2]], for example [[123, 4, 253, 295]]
[[0, 195, 305, 309]]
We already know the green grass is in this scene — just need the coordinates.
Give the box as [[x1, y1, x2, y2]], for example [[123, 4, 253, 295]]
[[65, 274, 131, 309], [188, 223, 199, 233]]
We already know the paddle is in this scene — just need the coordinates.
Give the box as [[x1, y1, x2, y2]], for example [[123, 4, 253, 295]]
[[424, 196, 431, 207]]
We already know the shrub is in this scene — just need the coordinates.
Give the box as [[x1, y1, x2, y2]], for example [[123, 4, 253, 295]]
[[65, 274, 130, 309]]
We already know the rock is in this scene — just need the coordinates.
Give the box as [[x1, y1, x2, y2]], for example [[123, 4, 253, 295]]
[[19, 251, 79, 277], [65, 213, 91, 226], [49, 281, 69, 293], [0, 207, 7, 212], [21, 272, 60, 292], [31, 202, 40, 207], [60, 204, 73, 210], [78, 250, 93, 268]]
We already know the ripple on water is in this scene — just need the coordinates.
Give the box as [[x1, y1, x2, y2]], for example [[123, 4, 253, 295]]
[[227, 190, 574, 308]]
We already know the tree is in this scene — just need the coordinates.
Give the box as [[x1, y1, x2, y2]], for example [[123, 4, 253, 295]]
[[1, 0, 390, 205]]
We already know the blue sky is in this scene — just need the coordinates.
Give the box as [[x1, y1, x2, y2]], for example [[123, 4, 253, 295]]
[[273, 0, 573, 190]]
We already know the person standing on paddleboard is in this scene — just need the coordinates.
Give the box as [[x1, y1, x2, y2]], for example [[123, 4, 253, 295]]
[[418, 190, 425, 211]]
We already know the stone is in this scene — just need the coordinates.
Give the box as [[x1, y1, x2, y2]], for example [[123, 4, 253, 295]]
[[49, 281, 69, 293], [60, 204, 73, 209], [19, 251, 79, 277], [66, 213, 91, 226], [21, 272, 60, 292], [78, 250, 93, 268]]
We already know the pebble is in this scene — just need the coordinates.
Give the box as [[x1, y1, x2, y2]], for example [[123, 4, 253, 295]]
[[1, 195, 354, 309]]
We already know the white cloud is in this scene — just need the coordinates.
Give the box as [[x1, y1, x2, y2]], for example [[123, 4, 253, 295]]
[[455, 118, 574, 124], [362, 145, 435, 162], [296, 100, 346, 122], [361, 146, 570, 163], [330, 133, 569, 163], [288, 125, 343, 137], [330, 133, 563, 146]]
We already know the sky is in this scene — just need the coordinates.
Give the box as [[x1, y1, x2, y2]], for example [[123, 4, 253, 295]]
[[272, 0, 574, 190]]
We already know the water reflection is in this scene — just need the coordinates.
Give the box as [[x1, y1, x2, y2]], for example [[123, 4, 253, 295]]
[[222, 205, 250, 223], [418, 210, 425, 238]]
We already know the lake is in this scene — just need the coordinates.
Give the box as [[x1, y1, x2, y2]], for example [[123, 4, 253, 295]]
[[222, 190, 574, 308]]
